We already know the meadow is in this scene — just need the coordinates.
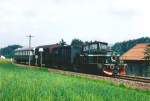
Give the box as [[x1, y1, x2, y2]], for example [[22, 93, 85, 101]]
[[0, 61, 150, 101]]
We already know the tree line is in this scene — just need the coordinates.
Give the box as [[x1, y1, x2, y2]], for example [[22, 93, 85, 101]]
[[0, 45, 22, 58], [1, 37, 150, 58], [111, 37, 150, 55]]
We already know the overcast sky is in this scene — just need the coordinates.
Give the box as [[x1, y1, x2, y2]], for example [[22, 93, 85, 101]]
[[0, 0, 150, 48]]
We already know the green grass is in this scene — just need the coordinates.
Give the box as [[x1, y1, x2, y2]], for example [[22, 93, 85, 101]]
[[0, 63, 150, 101]]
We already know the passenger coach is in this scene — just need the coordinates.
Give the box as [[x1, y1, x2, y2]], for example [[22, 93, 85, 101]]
[[14, 48, 35, 64]]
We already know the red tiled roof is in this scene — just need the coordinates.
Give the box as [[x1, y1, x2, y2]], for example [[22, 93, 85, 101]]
[[121, 43, 150, 60]]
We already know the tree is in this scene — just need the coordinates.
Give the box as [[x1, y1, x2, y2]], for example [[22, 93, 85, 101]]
[[59, 39, 66, 46], [71, 38, 84, 49], [0, 45, 22, 58], [112, 37, 150, 55]]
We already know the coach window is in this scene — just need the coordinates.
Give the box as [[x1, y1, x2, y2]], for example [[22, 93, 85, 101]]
[[19, 51, 21, 55], [20, 51, 22, 56], [22, 51, 24, 55], [26, 51, 29, 55], [24, 51, 26, 55], [25, 51, 27, 55], [27, 51, 28, 55], [30, 51, 33, 55], [28, 51, 30, 55]]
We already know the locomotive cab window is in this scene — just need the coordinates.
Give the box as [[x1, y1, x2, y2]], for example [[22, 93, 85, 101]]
[[99, 44, 107, 50], [90, 44, 98, 50]]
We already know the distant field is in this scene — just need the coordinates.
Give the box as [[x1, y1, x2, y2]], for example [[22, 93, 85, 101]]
[[0, 62, 150, 101]]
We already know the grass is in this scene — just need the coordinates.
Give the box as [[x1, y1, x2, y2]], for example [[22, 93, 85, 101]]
[[0, 61, 150, 101]]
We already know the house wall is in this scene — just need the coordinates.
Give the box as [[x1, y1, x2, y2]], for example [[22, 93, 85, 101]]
[[125, 60, 149, 77]]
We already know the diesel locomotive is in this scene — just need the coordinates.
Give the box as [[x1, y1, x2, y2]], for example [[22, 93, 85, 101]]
[[14, 41, 126, 76]]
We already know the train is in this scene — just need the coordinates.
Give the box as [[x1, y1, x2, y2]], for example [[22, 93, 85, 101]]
[[14, 41, 127, 76]]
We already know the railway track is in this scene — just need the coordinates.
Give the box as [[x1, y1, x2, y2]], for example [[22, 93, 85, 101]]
[[114, 75, 150, 83]]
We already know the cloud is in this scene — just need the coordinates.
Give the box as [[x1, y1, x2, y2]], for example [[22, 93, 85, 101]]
[[0, 0, 150, 47]]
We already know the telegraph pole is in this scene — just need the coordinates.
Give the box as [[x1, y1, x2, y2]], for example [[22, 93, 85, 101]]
[[27, 34, 33, 66]]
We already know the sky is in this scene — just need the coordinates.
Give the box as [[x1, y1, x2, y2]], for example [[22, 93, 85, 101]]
[[0, 0, 150, 48]]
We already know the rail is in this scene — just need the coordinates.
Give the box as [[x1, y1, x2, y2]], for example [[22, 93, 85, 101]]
[[114, 75, 150, 83]]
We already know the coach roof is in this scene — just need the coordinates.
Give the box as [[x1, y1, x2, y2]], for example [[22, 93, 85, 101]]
[[15, 47, 35, 51]]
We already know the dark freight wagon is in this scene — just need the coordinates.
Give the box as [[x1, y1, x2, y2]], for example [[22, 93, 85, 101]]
[[52, 45, 81, 69], [35, 44, 60, 67]]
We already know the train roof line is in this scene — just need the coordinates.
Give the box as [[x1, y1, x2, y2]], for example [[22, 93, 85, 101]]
[[15, 47, 35, 51]]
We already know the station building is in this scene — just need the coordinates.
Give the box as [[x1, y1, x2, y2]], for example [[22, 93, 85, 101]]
[[121, 43, 150, 77]]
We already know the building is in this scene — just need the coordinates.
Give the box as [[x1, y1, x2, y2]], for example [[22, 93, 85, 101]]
[[121, 43, 150, 77]]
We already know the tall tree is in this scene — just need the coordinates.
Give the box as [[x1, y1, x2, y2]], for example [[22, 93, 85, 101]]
[[71, 38, 84, 49]]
